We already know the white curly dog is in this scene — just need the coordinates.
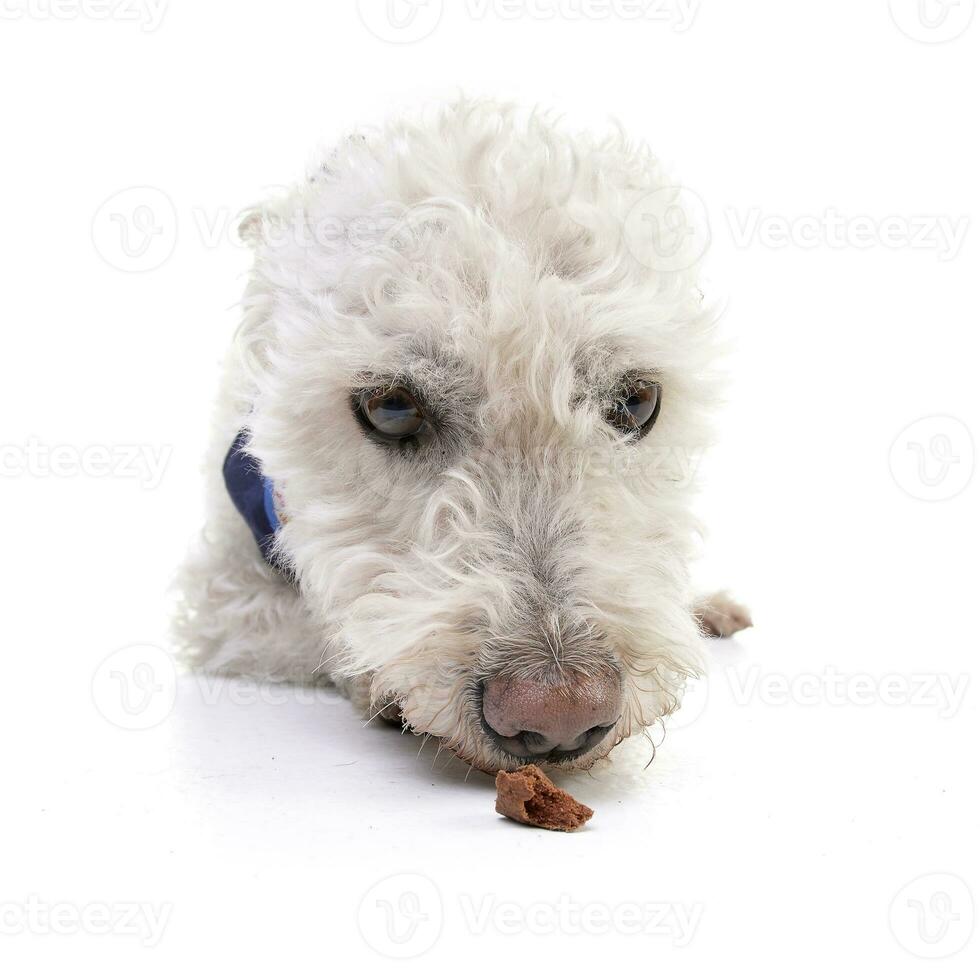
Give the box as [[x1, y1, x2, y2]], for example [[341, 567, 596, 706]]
[[176, 98, 750, 774]]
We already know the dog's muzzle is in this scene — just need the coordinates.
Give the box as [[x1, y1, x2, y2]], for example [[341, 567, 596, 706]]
[[480, 670, 623, 763]]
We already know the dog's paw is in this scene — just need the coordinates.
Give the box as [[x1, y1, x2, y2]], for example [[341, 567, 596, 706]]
[[335, 673, 404, 726], [372, 698, 405, 727], [695, 591, 753, 638]]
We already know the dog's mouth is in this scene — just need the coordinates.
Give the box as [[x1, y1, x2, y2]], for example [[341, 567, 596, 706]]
[[442, 720, 620, 774], [431, 682, 622, 773], [476, 713, 618, 768], [376, 667, 625, 773]]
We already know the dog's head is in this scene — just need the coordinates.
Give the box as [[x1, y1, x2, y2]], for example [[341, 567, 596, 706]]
[[238, 100, 716, 772]]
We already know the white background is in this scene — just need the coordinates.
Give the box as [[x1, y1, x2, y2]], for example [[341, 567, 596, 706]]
[[2, 1, 978, 976]]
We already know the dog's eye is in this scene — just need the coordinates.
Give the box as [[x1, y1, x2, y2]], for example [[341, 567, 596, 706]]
[[357, 387, 426, 439], [606, 380, 662, 437]]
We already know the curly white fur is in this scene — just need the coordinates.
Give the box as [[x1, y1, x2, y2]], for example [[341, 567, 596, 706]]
[[175, 97, 738, 773]]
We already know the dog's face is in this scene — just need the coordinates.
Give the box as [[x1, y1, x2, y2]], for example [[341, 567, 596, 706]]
[[241, 103, 715, 771]]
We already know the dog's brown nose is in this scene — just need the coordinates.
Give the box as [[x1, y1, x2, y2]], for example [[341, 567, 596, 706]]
[[482, 672, 622, 761]]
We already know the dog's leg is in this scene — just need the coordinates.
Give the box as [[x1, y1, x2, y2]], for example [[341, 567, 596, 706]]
[[174, 354, 332, 683], [694, 591, 753, 638], [335, 674, 405, 726], [174, 492, 326, 682]]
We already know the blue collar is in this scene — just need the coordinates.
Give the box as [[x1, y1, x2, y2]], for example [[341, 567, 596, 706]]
[[223, 431, 292, 578]]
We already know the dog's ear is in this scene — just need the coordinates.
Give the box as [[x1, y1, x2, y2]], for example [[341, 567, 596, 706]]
[[237, 206, 266, 248], [237, 185, 294, 248]]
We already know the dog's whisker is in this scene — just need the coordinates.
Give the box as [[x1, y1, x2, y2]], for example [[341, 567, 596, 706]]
[[641, 727, 657, 770], [416, 733, 435, 760], [362, 696, 400, 727]]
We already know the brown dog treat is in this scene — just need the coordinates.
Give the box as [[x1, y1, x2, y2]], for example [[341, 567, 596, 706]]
[[495, 765, 593, 832]]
